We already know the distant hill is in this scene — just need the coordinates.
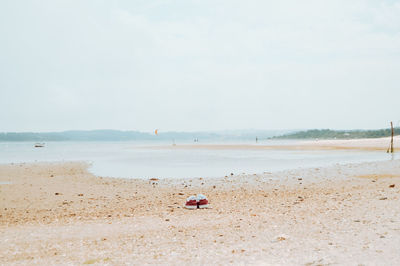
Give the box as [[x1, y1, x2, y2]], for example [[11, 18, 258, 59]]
[[0, 130, 152, 141], [271, 128, 399, 140], [0, 129, 291, 142]]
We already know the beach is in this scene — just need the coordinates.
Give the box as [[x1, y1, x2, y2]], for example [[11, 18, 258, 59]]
[[2, 0, 399, 263], [1, 141, 400, 265], [146, 136, 400, 152]]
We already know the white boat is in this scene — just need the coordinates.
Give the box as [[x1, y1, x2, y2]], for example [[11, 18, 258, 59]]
[[34, 143, 45, 148]]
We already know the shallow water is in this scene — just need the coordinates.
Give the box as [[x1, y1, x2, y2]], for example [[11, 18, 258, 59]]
[[0, 141, 395, 179]]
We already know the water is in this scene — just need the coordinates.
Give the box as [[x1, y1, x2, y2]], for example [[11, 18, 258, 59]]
[[0, 141, 394, 179]]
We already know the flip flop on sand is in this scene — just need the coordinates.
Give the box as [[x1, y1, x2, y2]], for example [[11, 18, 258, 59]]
[[197, 194, 210, 209], [184, 195, 198, 209], [184, 194, 211, 209]]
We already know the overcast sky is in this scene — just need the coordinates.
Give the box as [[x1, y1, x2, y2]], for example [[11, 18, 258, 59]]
[[1, 0, 400, 132]]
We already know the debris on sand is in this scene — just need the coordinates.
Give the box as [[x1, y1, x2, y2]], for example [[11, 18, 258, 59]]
[[272, 235, 289, 242]]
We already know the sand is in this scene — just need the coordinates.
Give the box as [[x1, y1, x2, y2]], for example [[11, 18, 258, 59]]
[[144, 136, 400, 151], [1, 156, 400, 265]]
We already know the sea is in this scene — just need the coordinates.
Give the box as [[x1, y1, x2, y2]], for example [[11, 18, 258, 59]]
[[0, 140, 395, 179]]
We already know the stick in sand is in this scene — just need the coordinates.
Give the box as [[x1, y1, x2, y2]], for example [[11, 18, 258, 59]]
[[387, 121, 394, 153]]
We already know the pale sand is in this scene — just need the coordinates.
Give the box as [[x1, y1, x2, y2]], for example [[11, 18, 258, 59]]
[[298, 136, 400, 151], [144, 136, 400, 151], [1, 158, 400, 265]]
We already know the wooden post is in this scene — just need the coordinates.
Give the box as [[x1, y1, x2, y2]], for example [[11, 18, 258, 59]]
[[390, 121, 394, 153], [387, 121, 394, 153]]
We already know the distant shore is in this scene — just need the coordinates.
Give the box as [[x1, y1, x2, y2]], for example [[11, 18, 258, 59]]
[[1, 128, 397, 142], [1, 157, 400, 264]]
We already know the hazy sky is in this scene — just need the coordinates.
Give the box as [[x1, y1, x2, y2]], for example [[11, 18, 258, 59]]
[[1, 0, 400, 132]]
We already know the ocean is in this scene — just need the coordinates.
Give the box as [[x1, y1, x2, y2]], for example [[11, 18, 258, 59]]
[[0, 141, 394, 179]]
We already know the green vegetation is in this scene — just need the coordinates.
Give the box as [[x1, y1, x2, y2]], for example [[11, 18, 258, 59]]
[[272, 128, 399, 140]]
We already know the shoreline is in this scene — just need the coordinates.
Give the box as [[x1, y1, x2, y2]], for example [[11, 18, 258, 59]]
[[1, 160, 400, 264], [141, 136, 400, 152]]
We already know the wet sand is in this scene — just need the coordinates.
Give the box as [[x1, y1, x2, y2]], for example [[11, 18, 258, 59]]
[[1, 158, 400, 265], [145, 136, 400, 151]]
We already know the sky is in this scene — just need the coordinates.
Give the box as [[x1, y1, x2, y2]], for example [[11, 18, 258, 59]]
[[1, 0, 400, 132]]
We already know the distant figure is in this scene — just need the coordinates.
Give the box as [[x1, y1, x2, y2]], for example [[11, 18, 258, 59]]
[[256, 137, 258, 143]]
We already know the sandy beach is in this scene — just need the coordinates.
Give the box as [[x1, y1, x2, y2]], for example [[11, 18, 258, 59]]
[[145, 136, 400, 152], [1, 145, 400, 265], [2, 0, 399, 264]]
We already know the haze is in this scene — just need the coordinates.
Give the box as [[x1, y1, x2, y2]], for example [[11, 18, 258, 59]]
[[1, 0, 400, 132]]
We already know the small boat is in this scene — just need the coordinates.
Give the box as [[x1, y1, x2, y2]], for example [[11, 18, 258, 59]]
[[34, 143, 45, 148]]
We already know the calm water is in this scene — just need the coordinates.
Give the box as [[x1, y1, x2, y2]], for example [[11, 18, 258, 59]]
[[0, 141, 394, 179]]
